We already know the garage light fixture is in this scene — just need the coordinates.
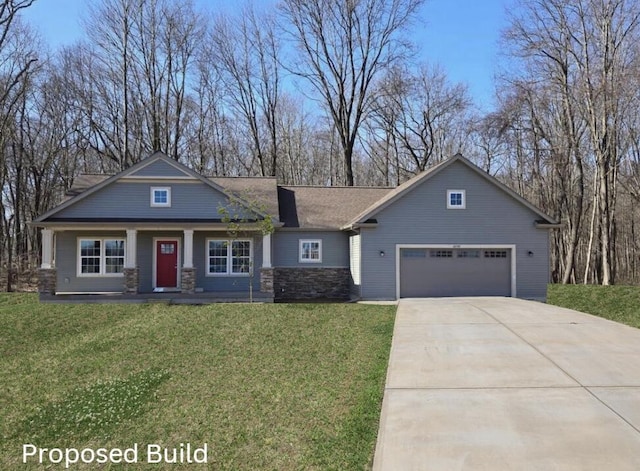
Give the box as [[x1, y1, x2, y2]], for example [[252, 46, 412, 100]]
[[527, 250, 534, 257], [379, 250, 385, 257]]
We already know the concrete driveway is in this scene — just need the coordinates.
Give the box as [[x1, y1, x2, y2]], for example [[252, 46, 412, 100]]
[[373, 297, 640, 470]]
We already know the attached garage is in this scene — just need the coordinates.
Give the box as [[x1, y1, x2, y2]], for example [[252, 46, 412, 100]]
[[397, 245, 516, 298]]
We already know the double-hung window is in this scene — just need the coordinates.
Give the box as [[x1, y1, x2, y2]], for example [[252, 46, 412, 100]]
[[207, 239, 252, 275], [299, 239, 322, 263], [78, 238, 125, 276], [151, 187, 171, 207]]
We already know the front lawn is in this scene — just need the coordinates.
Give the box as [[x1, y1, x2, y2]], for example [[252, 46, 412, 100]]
[[548, 284, 640, 329], [0, 294, 395, 470]]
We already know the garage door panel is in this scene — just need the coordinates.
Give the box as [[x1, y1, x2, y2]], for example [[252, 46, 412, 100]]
[[400, 248, 511, 298]]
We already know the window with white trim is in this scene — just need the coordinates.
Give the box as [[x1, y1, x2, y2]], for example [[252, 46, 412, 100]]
[[299, 239, 322, 263], [207, 239, 252, 275], [78, 239, 125, 276], [151, 187, 171, 207], [447, 189, 466, 209]]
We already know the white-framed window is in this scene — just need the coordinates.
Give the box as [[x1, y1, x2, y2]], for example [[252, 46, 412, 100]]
[[206, 239, 252, 276], [447, 189, 466, 209], [150, 187, 171, 207], [299, 239, 322, 263], [78, 238, 125, 276]]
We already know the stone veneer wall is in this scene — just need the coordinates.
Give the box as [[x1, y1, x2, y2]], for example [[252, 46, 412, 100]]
[[123, 268, 140, 294], [38, 268, 57, 295], [273, 267, 350, 300], [181, 268, 196, 294], [260, 268, 274, 293]]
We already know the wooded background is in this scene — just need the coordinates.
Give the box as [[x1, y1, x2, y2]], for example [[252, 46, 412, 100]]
[[2, 0, 639, 290]]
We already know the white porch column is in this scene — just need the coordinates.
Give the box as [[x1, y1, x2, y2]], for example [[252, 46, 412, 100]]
[[41, 229, 54, 269], [183, 229, 194, 268], [125, 229, 137, 268], [262, 233, 272, 268]]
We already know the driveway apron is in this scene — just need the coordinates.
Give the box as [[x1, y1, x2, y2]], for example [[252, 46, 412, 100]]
[[373, 297, 640, 470]]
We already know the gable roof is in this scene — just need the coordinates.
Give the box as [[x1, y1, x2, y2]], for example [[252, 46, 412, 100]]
[[34, 152, 274, 223], [34, 152, 558, 231], [277, 186, 393, 229], [342, 154, 559, 230]]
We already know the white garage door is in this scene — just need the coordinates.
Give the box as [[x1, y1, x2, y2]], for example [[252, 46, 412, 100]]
[[399, 248, 512, 297]]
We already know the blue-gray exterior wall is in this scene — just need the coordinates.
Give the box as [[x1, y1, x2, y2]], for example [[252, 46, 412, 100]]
[[359, 161, 550, 301], [54, 181, 247, 220], [54, 230, 263, 293], [192, 232, 262, 292], [55, 230, 127, 292], [272, 231, 349, 267]]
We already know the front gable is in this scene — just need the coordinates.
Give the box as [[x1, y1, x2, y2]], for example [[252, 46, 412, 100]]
[[375, 160, 545, 232], [345, 155, 557, 229], [34, 152, 266, 224]]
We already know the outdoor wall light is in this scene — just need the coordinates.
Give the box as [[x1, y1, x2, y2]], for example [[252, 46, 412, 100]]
[[379, 250, 385, 257], [527, 250, 534, 257]]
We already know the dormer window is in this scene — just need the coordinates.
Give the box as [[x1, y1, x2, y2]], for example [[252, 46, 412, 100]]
[[447, 190, 465, 209], [151, 187, 171, 207]]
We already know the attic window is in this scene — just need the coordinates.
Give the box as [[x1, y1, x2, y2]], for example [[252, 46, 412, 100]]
[[447, 190, 465, 209], [151, 187, 171, 207]]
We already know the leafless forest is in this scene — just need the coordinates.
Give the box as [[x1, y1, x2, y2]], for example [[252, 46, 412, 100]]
[[1, 0, 640, 290]]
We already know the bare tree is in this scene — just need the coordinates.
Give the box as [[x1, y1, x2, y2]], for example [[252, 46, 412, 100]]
[[208, 5, 282, 177], [370, 63, 470, 179], [279, 0, 424, 185]]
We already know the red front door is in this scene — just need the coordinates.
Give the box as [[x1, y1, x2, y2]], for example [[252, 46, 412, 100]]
[[156, 240, 178, 288]]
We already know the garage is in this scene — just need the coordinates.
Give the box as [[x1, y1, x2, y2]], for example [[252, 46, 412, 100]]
[[398, 246, 513, 298]]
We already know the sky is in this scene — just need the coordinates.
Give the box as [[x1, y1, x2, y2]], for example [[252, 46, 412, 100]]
[[21, 0, 513, 112]]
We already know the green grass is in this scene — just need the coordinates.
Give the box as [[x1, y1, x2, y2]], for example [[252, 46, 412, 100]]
[[0, 294, 395, 470], [548, 284, 640, 329]]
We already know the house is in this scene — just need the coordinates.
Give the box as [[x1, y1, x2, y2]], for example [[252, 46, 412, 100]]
[[32, 152, 559, 302]]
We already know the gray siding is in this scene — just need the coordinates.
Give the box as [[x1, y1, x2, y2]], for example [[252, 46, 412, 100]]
[[136, 231, 184, 292], [129, 159, 191, 177], [193, 232, 262, 292], [272, 231, 349, 267], [55, 231, 127, 292], [55, 230, 265, 294], [137, 231, 263, 293], [360, 161, 550, 301], [54, 181, 247, 220]]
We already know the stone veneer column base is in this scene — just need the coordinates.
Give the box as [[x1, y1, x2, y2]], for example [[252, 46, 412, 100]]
[[181, 268, 196, 294], [273, 267, 350, 301], [38, 268, 57, 295], [260, 268, 274, 293], [123, 267, 140, 294]]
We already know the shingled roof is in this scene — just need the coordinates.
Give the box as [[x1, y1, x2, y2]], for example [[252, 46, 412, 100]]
[[277, 186, 392, 229], [63, 172, 391, 229]]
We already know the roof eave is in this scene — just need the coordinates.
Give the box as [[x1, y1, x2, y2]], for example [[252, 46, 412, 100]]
[[535, 222, 562, 229]]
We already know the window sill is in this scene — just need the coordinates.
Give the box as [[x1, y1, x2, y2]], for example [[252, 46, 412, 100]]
[[76, 273, 125, 278], [205, 273, 251, 277]]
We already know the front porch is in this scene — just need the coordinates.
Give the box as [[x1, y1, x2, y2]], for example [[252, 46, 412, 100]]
[[37, 225, 274, 301], [39, 290, 274, 304]]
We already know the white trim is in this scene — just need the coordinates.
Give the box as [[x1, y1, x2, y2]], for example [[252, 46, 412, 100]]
[[150, 186, 171, 207], [183, 230, 194, 268], [152, 237, 181, 289], [41, 229, 54, 269], [395, 244, 517, 299], [121, 176, 197, 182], [76, 237, 126, 277], [125, 229, 137, 268], [262, 233, 272, 268], [205, 238, 253, 277], [299, 239, 322, 263], [446, 189, 466, 209]]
